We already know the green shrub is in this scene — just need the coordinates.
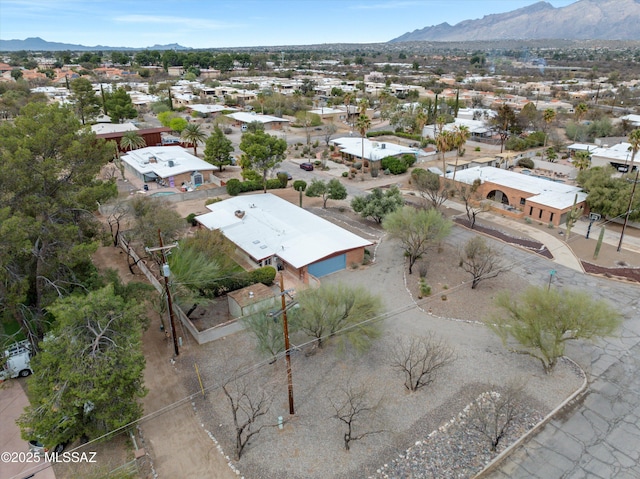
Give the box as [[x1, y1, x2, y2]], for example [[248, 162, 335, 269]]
[[517, 157, 535, 169], [402, 154, 417, 168], [226, 178, 242, 196], [381, 156, 408, 175], [341, 171, 348, 177], [293, 180, 307, 191], [249, 266, 276, 285], [276, 172, 290, 187], [205, 197, 222, 206], [242, 169, 262, 181], [185, 213, 197, 226]]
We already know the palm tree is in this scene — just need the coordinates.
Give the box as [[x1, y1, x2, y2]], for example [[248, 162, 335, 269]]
[[358, 97, 369, 116], [120, 131, 147, 152], [344, 92, 356, 127], [573, 103, 588, 141], [451, 125, 470, 183], [573, 150, 591, 171], [257, 92, 266, 115], [415, 110, 427, 138], [541, 108, 556, 161], [436, 130, 453, 179], [355, 114, 372, 174], [181, 123, 207, 156]]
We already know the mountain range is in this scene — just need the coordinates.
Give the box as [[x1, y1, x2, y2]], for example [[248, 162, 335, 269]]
[[390, 0, 640, 42], [0, 37, 190, 52]]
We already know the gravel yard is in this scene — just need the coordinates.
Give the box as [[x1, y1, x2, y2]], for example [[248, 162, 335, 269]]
[[174, 214, 585, 479]]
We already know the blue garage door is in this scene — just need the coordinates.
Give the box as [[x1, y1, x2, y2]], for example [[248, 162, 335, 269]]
[[308, 254, 346, 277]]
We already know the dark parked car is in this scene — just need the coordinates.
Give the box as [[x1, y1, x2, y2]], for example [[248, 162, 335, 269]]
[[300, 162, 314, 171]]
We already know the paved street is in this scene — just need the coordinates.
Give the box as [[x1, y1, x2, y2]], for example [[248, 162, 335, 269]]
[[482, 275, 640, 479]]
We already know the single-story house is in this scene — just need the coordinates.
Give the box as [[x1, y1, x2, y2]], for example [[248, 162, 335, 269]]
[[120, 146, 217, 188], [588, 142, 636, 172], [94, 127, 172, 153], [91, 122, 138, 135], [423, 118, 492, 140], [620, 114, 640, 127], [226, 112, 290, 130], [195, 193, 372, 283], [447, 166, 587, 226], [187, 104, 237, 117], [308, 107, 347, 123], [330, 137, 417, 172]]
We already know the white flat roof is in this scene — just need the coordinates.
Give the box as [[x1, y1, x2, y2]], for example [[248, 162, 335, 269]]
[[226, 112, 290, 124], [448, 166, 587, 210], [331, 137, 416, 162], [189, 104, 237, 114], [195, 193, 372, 268], [121, 146, 214, 179], [91, 122, 138, 135]]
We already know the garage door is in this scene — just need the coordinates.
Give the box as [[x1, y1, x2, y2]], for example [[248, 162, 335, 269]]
[[308, 254, 346, 277]]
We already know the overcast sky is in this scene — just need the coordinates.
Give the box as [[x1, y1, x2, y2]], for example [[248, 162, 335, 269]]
[[1, 0, 578, 49]]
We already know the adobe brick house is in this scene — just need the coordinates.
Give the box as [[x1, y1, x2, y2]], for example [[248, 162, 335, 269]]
[[448, 166, 587, 226]]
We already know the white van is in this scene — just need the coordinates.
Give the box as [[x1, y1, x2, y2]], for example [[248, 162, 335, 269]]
[[0, 340, 33, 380]]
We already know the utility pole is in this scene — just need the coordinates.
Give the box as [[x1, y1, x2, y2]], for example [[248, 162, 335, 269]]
[[279, 273, 295, 415], [617, 166, 640, 252], [147, 230, 180, 356]]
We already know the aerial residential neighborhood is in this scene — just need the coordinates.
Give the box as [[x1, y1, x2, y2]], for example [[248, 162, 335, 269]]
[[2, 1, 640, 479]]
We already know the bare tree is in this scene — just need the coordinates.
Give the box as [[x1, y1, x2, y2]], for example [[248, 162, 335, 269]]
[[323, 122, 338, 146], [457, 179, 487, 229], [459, 236, 506, 289], [411, 168, 448, 210], [106, 201, 130, 247], [221, 372, 277, 460], [465, 381, 525, 452], [388, 334, 456, 392], [330, 382, 384, 451]]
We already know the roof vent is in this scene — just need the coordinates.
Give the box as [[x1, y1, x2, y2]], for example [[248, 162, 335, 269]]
[[235, 210, 245, 219], [168, 160, 175, 167]]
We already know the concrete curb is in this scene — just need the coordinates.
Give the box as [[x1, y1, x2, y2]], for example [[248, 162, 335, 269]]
[[472, 357, 589, 478]]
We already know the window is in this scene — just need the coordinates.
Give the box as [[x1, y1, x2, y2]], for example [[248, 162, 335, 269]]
[[538, 209, 543, 219], [520, 197, 526, 206], [549, 213, 554, 222], [529, 206, 534, 215]]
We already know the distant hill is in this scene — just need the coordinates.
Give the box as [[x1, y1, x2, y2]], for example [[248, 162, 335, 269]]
[[390, 0, 640, 42], [0, 37, 191, 52]]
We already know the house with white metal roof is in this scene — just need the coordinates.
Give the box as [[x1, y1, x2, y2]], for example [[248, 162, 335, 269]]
[[120, 146, 217, 189], [448, 166, 587, 226], [588, 142, 636, 172], [330, 137, 418, 173], [195, 193, 372, 282], [226, 112, 290, 130]]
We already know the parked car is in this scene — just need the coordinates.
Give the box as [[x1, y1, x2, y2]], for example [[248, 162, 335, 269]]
[[300, 162, 314, 171], [277, 171, 292, 180], [29, 439, 66, 455]]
